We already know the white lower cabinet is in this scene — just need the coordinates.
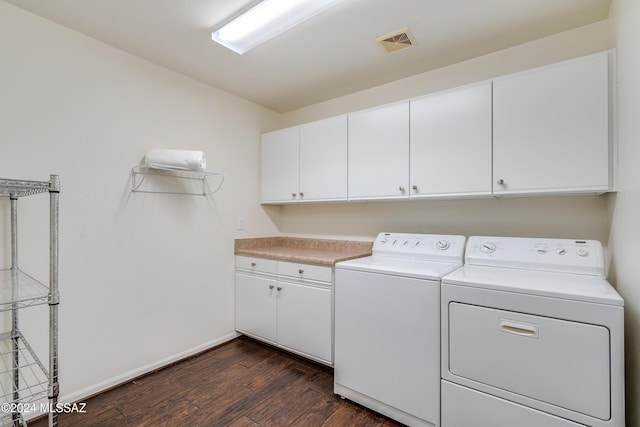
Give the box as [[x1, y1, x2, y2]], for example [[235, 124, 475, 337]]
[[277, 281, 332, 363], [235, 256, 333, 365], [235, 272, 278, 343]]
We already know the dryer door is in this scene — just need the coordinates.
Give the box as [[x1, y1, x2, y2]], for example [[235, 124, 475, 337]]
[[447, 302, 611, 420]]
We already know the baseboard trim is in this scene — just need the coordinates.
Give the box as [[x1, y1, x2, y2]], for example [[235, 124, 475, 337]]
[[61, 332, 238, 405]]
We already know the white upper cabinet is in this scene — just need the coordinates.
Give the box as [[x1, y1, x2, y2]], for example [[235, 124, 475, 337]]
[[261, 51, 614, 204], [493, 52, 612, 196], [299, 115, 348, 201], [261, 126, 299, 203], [261, 115, 348, 203], [348, 101, 410, 200], [410, 82, 493, 198]]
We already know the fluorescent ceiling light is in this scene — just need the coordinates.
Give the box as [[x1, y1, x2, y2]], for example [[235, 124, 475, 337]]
[[212, 0, 342, 54]]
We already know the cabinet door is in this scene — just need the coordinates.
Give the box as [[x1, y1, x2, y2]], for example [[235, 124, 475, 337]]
[[299, 115, 348, 201], [348, 101, 410, 200], [277, 281, 332, 363], [410, 82, 492, 198], [235, 272, 278, 344], [261, 127, 300, 202], [493, 52, 611, 195]]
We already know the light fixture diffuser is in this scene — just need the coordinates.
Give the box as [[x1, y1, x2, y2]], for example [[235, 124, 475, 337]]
[[212, 0, 342, 54]]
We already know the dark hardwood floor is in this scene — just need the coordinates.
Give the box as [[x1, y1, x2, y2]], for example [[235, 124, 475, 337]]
[[32, 336, 403, 426]]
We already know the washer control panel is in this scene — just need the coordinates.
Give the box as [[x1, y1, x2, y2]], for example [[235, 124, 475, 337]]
[[465, 236, 605, 276], [373, 232, 466, 261]]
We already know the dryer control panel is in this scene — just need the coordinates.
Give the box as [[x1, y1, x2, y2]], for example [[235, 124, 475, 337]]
[[465, 236, 605, 276]]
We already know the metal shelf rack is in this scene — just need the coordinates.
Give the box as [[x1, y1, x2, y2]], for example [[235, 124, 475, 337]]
[[0, 175, 59, 427]]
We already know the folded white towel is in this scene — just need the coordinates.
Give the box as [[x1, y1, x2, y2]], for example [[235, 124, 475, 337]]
[[144, 149, 206, 171]]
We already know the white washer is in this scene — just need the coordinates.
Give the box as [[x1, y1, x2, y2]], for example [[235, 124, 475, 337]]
[[441, 236, 624, 427], [335, 232, 465, 427]]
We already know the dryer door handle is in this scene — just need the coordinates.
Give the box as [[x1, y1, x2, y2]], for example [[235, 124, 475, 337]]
[[499, 319, 539, 339]]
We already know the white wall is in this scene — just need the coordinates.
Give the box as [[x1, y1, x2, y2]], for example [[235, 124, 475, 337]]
[[0, 1, 280, 404], [278, 197, 610, 243], [281, 21, 610, 127], [607, 0, 640, 424], [1, 0, 631, 419], [279, 21, 611, 245]]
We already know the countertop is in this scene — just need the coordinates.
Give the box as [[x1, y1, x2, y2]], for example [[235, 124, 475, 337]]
[[234, 237, 372, 266]]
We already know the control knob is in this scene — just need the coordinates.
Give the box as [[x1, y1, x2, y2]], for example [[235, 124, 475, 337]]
[[436, 240, 450, 250], [480, 242, 496, 254]]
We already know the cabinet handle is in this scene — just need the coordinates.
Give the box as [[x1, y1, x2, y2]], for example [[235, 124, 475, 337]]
[[497, 179, 505, 185], [268, 285, 275, 290], [399, 186, 405, 192], [298, 269, 304, 274], [250, 262, 257, 267], [299, 192, 304, 198], [276, 286, 282, 291], [412, 185, 418, 191], [291, 192, 297, 198]]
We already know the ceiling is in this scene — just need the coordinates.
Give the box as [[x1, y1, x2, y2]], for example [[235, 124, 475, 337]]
[[3, 0, 612, 113]]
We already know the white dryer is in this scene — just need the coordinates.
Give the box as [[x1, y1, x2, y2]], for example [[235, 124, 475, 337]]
[[335, 232, 465, 427], [441, 236, 624, 427]]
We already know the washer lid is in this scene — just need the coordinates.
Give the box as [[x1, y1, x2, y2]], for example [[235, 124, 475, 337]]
[[443, 265, 623, 306], [336, 255, 462, 280]]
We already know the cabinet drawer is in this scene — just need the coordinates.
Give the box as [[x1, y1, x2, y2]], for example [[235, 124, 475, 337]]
[[278, 261, 332, 283], [235, 256, 278, 274]]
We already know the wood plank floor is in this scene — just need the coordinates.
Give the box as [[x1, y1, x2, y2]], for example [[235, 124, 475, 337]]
[[32, 336, 403, 426]]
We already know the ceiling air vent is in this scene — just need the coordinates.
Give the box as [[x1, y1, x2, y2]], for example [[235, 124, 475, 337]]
[[375, 27, 416, 54]]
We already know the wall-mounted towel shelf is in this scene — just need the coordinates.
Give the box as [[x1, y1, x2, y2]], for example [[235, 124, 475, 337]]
[[131, 164, 224, 196]]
